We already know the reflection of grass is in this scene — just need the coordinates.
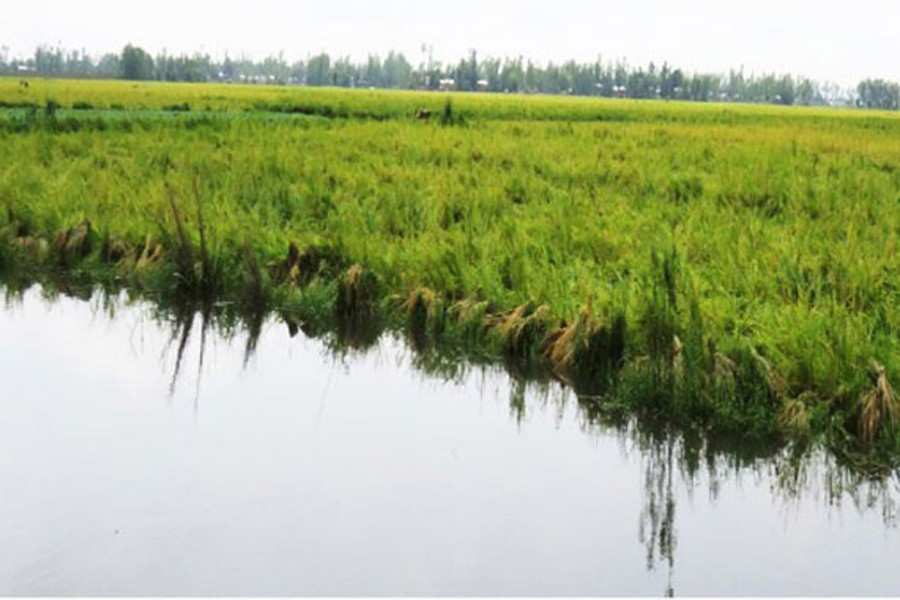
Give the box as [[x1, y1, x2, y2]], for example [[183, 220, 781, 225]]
[[0, 80, 898, 454]]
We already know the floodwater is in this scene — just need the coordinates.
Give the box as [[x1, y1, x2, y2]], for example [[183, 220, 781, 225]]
[[1, 285, 899, 596]]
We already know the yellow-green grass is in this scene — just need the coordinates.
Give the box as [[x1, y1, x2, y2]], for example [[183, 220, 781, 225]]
[[1, 79, 898, 451], [4, 75, 900, 125]]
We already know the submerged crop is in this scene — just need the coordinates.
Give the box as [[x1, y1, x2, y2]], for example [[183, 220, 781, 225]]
[[0, 80, 898, 459]]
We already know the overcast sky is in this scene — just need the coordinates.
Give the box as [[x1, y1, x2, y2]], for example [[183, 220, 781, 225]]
[[2, 0, 897, 88]]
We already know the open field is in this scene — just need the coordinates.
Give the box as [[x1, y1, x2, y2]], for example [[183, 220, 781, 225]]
[[1, 78, 898, 455]]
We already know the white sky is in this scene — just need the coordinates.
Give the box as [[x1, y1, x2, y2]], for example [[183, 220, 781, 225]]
[[2, 0, 897, 88]]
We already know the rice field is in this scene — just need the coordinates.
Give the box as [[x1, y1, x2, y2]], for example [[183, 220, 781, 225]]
[[1, 77, 898, 455]]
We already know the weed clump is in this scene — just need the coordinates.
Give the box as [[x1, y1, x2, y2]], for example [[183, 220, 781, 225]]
[[163, 187, 217, 302]]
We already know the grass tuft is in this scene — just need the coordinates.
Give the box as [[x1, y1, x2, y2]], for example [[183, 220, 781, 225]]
[[542, 305, 626, 396], [486, 302, 550, 362], [859, 360, 900, 445]]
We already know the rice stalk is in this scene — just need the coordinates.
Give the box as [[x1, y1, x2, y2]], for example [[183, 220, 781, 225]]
[[485, 301, 550, 359], [336, 263, 379, 319], [541, 305, 627, 394], [859, 360, 899, 444], [779, 392, 814, 433]]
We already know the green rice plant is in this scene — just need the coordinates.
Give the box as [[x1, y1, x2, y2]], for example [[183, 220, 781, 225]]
[[280, 278, 338, 339], [336, 264, 379, 320], [277, 241, 347, 287], [330, 263, 383, 349], [446, 296, 494, 353], [162, 187, 211, 301], [240, 238, 270, 312], [634, 248, 681, 407], [401, 287, 448, 350]]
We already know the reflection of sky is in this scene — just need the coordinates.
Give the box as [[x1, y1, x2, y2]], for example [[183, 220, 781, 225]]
[[0, 286, 898, 595]]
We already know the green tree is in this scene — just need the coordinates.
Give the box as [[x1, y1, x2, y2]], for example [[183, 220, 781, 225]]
[[120, 44, 154, 80], [857, 79, 900, 110], [456, 49, 478, 91], [306, 53, 331, 86], [499, 57, 524, 92], [382, 51, 412, 88]]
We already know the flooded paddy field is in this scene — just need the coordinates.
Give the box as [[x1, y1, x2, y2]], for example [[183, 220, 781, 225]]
[[2, 83, 898, 459], [1, 284, 898, 596]]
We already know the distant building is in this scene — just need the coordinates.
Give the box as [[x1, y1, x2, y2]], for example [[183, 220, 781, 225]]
[[476, 79, 489, 92], [439, 78, 456, 91]]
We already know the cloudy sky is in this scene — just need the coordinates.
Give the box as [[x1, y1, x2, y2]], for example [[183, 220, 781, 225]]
[[2, 0, 897, 87]]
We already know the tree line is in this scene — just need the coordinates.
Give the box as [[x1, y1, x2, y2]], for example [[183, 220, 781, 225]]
[[2, 43, 898, 110]]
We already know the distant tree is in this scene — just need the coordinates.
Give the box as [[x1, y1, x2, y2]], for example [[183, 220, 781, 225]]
[[221, 55, 236, 81], [795, 78, 819, 106], [686, 73, 719, 102], [775, 75, 795, 105], [456, 49, 478, 91], [480, 56, 501, 92], [422, 61, 443, 90], [34, 44, 66, 75], [306, 53, 331, 86], [331, 56, 355, 87], [382, 51, 412, 88], [499, 57, 524, 93], [363, 54, 382, 87], [857, 79, 900, 110], [261, 52, 289, 84], [7, 41, 899, 110], [665, 67, 685, 99], [120, 44, 154, 80]]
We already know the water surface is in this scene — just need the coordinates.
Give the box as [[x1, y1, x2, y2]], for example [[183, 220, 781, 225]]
[[1, 285, 898, 596]]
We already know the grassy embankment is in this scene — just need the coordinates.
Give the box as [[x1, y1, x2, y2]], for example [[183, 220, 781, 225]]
[[1, 77, 898, 456]]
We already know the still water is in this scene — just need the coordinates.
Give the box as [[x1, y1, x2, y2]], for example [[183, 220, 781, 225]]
[[1, 285, 898, 596]]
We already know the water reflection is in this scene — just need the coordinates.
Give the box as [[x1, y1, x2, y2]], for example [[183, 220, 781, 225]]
[[2, 280, 899, 596]]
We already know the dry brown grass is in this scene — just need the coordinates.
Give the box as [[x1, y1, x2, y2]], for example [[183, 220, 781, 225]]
[[779, 391, 814, 433], [402, 287, 439, 317], [135, 235, 164, 272], [485, 302, 550, 358], [53, 219, 93, 266], [542, 305, 595, 374], [336, 263, 378, 319], [749, 345, 787, 400], [860, 360, 899, 444]]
